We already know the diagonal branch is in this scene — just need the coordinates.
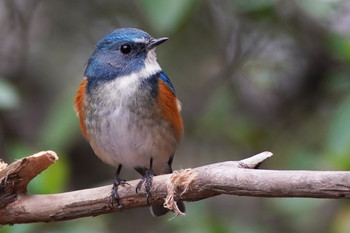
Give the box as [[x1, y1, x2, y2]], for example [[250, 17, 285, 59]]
[[1, 151, 350, 225]]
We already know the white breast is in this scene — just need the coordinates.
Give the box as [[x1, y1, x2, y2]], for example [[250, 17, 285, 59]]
[[83, 60, 179, 174]]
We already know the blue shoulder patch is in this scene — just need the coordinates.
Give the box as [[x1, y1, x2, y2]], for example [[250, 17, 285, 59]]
[[159, 71, 176, 95], [139, 71, 176, 98]]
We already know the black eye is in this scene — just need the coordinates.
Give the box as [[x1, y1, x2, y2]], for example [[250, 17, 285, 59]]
[[120, 44, 131, 54]]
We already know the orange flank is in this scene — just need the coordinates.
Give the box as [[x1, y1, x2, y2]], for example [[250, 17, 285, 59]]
[[157, 80, 184, 142], [74, 78, 88, 138]]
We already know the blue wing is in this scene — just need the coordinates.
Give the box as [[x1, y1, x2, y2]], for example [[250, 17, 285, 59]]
[[159, 71, 176, 95]]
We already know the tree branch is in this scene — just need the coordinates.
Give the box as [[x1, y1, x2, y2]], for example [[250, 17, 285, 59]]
[[0, 151, 58, 208], [1, 151, 350, 225]]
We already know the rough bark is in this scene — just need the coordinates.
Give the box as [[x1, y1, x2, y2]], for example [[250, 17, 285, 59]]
[[2, 151, 350, 225]]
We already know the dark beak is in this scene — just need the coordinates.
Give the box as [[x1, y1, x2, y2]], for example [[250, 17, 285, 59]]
[[147, 37, 168, 50]]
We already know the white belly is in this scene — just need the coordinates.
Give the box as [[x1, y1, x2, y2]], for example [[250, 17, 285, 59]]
[[83, 78, 178, 174]]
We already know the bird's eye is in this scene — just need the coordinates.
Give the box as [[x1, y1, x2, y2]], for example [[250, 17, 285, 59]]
[[120, 44, 131, 54]]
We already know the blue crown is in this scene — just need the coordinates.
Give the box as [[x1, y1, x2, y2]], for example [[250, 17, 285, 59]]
[[96, 28, 151, 49]]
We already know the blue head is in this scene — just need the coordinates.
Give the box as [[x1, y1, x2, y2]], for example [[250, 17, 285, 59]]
[[84, 28, 168, 89]]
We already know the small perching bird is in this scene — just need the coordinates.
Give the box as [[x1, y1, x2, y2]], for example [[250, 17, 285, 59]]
[[74, 28, 185, 216]]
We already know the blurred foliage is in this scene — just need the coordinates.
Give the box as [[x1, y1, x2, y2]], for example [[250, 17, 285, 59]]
[[327, 34, 350, 61], [1, 0, 350, 232], [141, 0, 197, 34], [38, 90, 80, 153], [27, 154, 70, 194], [326, 94, 350, 169]]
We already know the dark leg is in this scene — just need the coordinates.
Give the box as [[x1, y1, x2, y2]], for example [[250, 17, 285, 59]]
[[111, 164, 128, 209], [136, 158, 154, 206]]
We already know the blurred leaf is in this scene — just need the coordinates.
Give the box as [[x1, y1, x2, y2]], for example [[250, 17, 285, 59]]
[[327, 34, 350, 62], [27, 153, 70, 194], [326, 95, 350, 169], [141, 0, 197, 34], [0, 78, 20, 110]]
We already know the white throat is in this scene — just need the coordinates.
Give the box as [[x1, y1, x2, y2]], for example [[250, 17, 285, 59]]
[[105, 50, 161, 92]]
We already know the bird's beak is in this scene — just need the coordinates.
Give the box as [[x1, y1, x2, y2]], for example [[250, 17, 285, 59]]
[[147, 37, 168, 50]]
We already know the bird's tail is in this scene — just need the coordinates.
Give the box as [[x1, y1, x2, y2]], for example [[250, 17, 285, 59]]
[[150, 201, 186, 217]]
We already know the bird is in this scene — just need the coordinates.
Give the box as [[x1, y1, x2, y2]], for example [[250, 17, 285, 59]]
[[74, 28, 185, 216]]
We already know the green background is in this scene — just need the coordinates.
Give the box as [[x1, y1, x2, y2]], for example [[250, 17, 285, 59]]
[[1, 0, 350, 232]]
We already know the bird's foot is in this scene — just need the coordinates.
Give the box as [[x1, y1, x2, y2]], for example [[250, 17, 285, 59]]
[[110, 172, 129, 210], [136, 168, 154, 205]]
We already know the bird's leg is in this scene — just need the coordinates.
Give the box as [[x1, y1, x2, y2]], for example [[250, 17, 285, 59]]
[[111, 164, 128, 209], [136, 158, 154, 206]]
